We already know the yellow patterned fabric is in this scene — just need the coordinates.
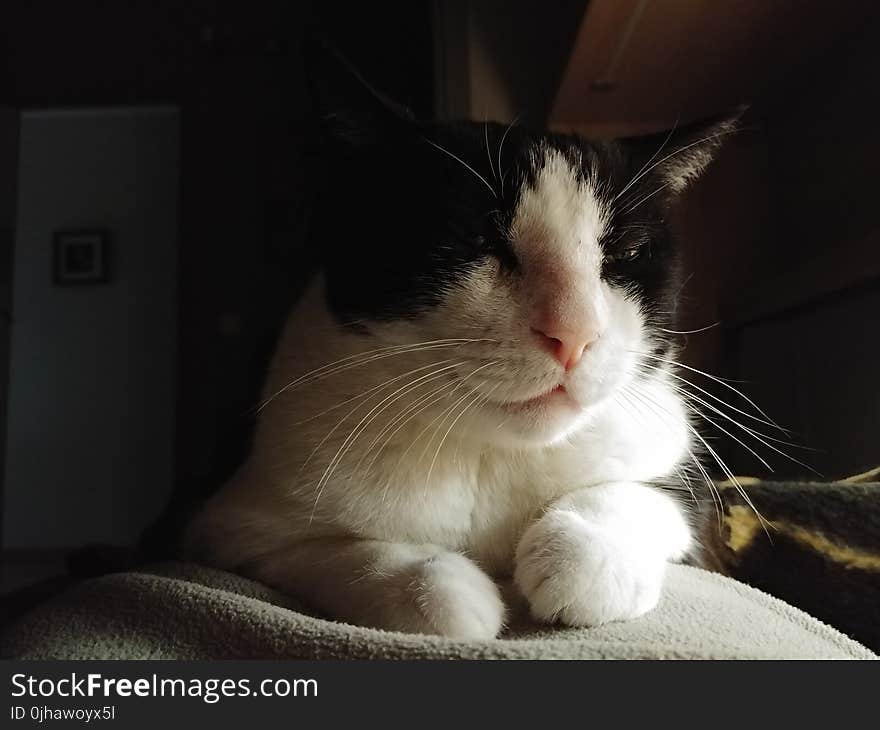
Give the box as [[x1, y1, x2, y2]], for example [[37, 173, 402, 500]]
[[701, 473, 880, 652]]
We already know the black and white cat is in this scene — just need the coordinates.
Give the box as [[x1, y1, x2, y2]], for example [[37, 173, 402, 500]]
[[185, 45, 739, 638]]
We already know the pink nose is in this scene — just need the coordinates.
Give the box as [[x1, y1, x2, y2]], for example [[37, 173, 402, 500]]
[[531, 322, 600, 370]]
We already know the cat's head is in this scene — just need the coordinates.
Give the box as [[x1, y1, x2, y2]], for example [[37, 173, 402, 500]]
[[306, 42, 739, 447]]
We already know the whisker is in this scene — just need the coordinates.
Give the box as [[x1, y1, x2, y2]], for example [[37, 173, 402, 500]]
[[384, 365, 502, 503], [613, 389, 698, 507], [657, 321, 720, 335], [615, 127, 741, 211], [696, 434, 772, 537], [423, 388, 481, 486], [681, 399, 773, 471], [621, 382, 728, 530], [630, 381, 772, 536], [497, 115, 519, 196], [425, 381, 502, 487], [674, 387, 822, 475], [362, 360, 499, 481], [293, 359, 454, 425], [634, 351, 789, 434], [416, 362, 500, 466], [259, 338, 495, 411], [630, 388, 724, 532], [362, 377, 464, 482], [620, 180, 675, 215], [618, 386, 719, 522], [639, 363, 798, 439], [484, 120, 497, 184], [306, 362, 465, 523], [298, 361, 463, 475], [653, 369, 818, 452], [422, 137, 498, 198], [613, 120, 678, 203]]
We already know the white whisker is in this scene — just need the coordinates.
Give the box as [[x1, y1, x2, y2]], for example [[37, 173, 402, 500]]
[[293, 359, 454, 425], [614, 120, 678, 203], [484, 120, 497, 184], [641, 363, 796, 439], [363, 377, 465, 483], [621, 180, 675, 215], [307, 362, 465, 524], [629, 380, 771, 536], [615, 128, 740, 211], [416, 362, 499, 466], [425, 381, 502, 487], [618, 386, 719, 522], [635, 351, 789, 435], [497, 115, 519, 196], [681, 399, 773, 471], [299, 361, 463, 476], [613, 388, 698, 506], [671, 384, 821, 475], [422, 137, 497, 198], [657, 321, 720, 335], [258, 338, 495, 411], [622, 384, 725, 530]]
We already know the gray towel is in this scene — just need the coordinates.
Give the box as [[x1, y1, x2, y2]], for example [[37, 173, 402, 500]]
[[1, 562, 873, 659]]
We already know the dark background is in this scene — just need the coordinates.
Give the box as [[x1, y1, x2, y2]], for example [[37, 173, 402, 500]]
[[0, 0, 436, 520], [1, 1, 879, 592]]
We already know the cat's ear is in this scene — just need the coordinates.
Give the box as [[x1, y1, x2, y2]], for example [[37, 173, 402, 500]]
[[304, 35, 415, 148], [621, 107, 746, 203]]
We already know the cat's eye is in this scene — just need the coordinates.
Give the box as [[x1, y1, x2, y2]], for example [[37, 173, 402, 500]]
[[607, 246, 642, 263]]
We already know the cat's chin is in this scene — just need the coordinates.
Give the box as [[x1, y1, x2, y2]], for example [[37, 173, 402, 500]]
[[468, 375, 630, 447], [468, 395, 592, 448]]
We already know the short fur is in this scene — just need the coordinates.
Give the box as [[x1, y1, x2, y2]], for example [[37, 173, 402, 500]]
[[185, 44, 739, 638]]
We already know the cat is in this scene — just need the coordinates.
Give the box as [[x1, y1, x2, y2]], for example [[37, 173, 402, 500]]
[[184, 43, 740, 639]]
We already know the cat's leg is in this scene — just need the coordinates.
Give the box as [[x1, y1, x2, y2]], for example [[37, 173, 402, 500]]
[[513, 482, 691, 626], [249, 538, 506, 639]]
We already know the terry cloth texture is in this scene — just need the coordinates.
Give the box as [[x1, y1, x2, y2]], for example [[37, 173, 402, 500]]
[[699, 477, 880, 652], [1, 561, 873, 660]]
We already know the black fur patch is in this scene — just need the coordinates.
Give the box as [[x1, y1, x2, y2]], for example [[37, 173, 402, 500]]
[[307, 43, 737, 348]]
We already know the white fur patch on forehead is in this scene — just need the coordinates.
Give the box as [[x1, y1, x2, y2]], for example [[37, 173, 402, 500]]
[[509, 148, 609, 268]]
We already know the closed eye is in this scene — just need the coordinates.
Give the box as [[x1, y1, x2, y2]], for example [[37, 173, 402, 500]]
[[461, 229, 518, 270], [605, 244, 643, 263]]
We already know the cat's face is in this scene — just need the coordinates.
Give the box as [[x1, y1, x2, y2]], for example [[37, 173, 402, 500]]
[[309, 46, 737, 447]]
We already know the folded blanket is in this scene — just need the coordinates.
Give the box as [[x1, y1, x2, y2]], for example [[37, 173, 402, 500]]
[[699, 477, 880, 652], [1, 562, 873, 659]]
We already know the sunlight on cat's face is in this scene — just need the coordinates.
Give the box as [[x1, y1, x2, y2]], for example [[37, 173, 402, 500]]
[[316, 91, 730, 449], [360, 147, 652, 447]]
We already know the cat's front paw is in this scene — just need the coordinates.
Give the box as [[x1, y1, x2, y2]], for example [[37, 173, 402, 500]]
[[381, 551, 505, 640], [514, 509, 669, 626]]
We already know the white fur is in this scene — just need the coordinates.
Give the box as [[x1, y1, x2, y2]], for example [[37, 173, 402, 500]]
[[514, 483, 691, 625], [185, 150, 693, 638], [510, 149, 610, 365]]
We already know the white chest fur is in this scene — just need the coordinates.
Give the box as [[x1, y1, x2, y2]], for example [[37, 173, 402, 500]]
[[189, 284, 691, 582], [280, 373, 690, 575]]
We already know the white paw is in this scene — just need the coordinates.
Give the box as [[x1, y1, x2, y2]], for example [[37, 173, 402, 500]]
[[514, 509, 669, 626], [381, 552, 505, 639]]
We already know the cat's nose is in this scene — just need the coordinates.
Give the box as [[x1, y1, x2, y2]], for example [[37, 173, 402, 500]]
[[530, 322, 600, 370]]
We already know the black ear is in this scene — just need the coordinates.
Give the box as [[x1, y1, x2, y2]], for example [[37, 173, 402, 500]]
[[622, 107, 746, 201], [304, 35, 415, 148]]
